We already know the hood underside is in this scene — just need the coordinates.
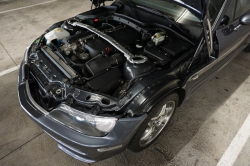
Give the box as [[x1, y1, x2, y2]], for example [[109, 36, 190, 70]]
[[172, 0, 203, 19]]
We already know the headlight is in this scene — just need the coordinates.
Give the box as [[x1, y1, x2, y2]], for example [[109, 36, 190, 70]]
[[49, 104, 117, 137]]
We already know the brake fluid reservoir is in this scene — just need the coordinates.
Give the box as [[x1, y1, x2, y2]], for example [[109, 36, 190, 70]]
[[45, 28, 70, 46], [152, 32, 166, 46]]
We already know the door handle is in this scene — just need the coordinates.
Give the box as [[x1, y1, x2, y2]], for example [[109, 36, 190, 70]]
[[192, 74, 199, 80], [234, 24, 242, 31]]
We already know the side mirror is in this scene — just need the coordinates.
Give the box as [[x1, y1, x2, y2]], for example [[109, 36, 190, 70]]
[[220, 15, 230, 26], [240, 13, 250, 25]]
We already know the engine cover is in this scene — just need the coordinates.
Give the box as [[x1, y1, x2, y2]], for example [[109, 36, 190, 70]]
[[87, 68, 122, 95]]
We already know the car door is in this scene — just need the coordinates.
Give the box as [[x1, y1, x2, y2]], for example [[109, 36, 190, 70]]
[[183, 0, 250, 100], [216, 0, 250, 59]]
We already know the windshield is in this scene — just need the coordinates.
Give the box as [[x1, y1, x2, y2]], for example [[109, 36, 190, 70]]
[[129, 0, 201, 26]]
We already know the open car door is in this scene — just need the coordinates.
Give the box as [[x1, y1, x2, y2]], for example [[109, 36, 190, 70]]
[[184, 0, 250, 100], [172, 0, 203, 20], [201, 0, 214, 57], [172, 0, 213, 55], [182, 0, 219, 99]]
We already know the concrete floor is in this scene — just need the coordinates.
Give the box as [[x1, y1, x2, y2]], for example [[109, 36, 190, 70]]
[[1, 0, 250, 165]]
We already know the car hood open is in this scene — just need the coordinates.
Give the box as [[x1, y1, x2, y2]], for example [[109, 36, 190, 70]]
[[172, 0, 205, 19]]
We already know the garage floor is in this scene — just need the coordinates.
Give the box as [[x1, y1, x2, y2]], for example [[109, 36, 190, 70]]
[[1, 1, 250, 165]]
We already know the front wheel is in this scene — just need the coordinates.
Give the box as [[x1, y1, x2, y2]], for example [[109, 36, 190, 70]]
[[128, 92, 179, 152]]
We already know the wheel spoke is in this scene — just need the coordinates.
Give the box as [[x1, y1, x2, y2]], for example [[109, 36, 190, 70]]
[[139, 100, 176, 147], [166, 105, 173, 116], [159, 104, 167, 117], [140, 126, 154, 141], [157, 116, 167, 125], [151, 104, 166, 121]]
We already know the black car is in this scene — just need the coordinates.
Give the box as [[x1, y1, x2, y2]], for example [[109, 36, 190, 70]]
[[18, 0, 250, 163]]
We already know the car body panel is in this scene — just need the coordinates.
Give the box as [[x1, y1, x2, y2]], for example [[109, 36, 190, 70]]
[[172, 0, 203, 19], [183, 0, 250, 100], [18, 69, 147, 162], [17, 0, 250, 163], [123, 77, 182, 116]]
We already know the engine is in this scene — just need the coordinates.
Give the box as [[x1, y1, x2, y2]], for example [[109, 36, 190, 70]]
[[29, 8, 192, 102]]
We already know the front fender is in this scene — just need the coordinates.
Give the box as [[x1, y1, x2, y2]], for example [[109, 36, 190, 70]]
[[125, 78, 182, 117]]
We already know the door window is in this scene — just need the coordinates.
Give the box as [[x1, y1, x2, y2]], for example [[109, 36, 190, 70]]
[[224, 0, 237, 23], [223, 0, 250, 24], [209, 0, 225, 23], [235, 0, 250, 19]]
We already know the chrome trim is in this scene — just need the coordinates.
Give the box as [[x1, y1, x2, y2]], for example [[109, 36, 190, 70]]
[[130, 55, 148, 64], [234, 24, 242, 31], [72, 22, 140, 63], [25, 80, 49, 115], [191, 74, 199, 80], [41, 46, 77, 79]]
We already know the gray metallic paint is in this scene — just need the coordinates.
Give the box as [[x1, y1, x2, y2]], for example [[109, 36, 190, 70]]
[[18, 69, 147, 162], [183, 0, 250, 100], [17, 0, 250, 162]]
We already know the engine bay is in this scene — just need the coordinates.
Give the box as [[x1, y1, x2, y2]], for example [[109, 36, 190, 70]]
[[28, 6, 194, 113]]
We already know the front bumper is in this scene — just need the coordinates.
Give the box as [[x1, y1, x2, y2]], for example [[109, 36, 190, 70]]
[[18, 60, 147, 163]]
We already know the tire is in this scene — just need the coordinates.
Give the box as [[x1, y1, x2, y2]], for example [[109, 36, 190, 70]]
[[244, 44, 250, 53], [128, 92, 179, 152]]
